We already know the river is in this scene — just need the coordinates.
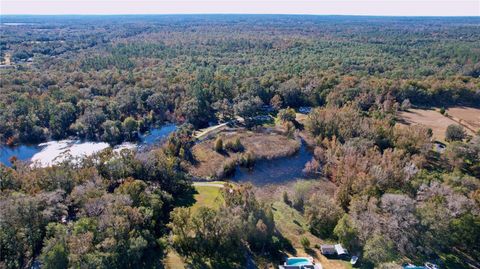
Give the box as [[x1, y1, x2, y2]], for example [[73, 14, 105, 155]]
[[0, 123, 177, 167]]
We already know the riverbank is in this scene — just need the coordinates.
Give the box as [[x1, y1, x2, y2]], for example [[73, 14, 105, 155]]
[[0, 123, 177, 167]]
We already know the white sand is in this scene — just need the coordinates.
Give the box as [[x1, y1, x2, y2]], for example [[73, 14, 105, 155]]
[[31, 140, 110, 167], [114, 142, 137, 152]]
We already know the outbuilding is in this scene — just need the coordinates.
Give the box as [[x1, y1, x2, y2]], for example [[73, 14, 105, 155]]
[[320, 245, 336, 256]]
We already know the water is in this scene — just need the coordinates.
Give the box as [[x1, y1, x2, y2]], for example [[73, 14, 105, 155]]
[[286, 257, 312, 266], [231, 141, 313, 185], [2, 23, 34, 26], [0, 124, 177, 167], [139, 123, 177, 145], [0, 144, 41, 165]]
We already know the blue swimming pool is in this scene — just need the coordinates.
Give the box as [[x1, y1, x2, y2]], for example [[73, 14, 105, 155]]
[[286, 257, 312, 266]]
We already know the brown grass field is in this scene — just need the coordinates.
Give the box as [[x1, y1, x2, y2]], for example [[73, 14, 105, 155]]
[[397, 107, 479, 142], [446, 106, 480, 133], [188, 128, 300, 179]]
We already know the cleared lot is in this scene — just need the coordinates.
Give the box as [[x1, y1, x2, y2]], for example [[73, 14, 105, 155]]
[[398, 107, 479, 142], [446, 106, 480, 133]]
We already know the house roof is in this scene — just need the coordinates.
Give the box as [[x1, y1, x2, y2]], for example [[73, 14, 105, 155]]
[[334, 244, 347, 255], [320, 245, 336, 254]]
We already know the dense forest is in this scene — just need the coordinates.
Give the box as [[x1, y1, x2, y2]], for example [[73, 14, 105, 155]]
[[1, 15, 479, 144], [0, 15, 479, 269]]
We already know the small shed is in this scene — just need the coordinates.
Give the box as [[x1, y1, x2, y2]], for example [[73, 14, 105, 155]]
[[320, 245, 336, 255]]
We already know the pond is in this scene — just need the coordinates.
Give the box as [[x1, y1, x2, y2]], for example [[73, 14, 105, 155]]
[[230, 141, 314, 185], [0, 123, 177, 167]]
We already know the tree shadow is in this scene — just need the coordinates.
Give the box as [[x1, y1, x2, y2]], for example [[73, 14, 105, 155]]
[[305, 247, 319, 259], [293, 119, 304, 130], [174, 184, 198, 207]]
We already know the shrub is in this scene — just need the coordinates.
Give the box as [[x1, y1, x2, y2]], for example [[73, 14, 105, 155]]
[[233, 137, 243, 151], [300, 236, 310, 249], [239, 151, 255, 168], [214, 137, 223, 152], [221, 160, 237, 177], [224, 137, 244, 152], [293, 197, 304, 212], [439, 107, 446, 115], [400, 99, 411, 110], [445, 124, 466, 142], [285, 121, 296, 139], [283, 191, 290, 205], [278, 107, 296, 122]]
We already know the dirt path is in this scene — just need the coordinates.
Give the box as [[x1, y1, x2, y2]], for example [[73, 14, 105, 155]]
[[194, 122, 229, 140], [193, 116, 245, 140], [193, 182, 225, 188]]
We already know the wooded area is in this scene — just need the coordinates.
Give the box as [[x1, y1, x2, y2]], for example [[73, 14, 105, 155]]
[[0, 15, 479, 269]]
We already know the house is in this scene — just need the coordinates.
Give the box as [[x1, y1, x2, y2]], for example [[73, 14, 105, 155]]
[[320, 244, 348, 257]]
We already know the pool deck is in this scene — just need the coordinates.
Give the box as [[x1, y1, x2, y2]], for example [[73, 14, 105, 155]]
[[279, 265, 322, 269]]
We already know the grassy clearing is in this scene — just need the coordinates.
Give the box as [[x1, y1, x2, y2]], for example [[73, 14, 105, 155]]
[[188, 128, 300, 179], [255, 180, 350, 269], [190, 183, 225, 213], [446, 106, 480, 133], [397, 107, 477, 142], [272, 201, 351, 269], [164, 250, 186, 269]]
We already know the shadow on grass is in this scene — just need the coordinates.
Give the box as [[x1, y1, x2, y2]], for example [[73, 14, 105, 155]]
[[174, 183, 198, 207], [305, 247, 319, 259], [293, 219, 302, 227]]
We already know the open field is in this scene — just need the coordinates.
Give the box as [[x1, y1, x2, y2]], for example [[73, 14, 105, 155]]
[[446, 106, 480, 133], [190, 182, 225, 213], [397, 107, 479, 142], [188, 128, 300, 179]]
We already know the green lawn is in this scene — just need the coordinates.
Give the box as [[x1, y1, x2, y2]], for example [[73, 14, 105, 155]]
[[272, 201, 352, 269], [190, 183, 225, 213]]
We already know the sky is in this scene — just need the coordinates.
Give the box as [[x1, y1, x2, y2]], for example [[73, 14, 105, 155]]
[[1, 0, 479, 16]]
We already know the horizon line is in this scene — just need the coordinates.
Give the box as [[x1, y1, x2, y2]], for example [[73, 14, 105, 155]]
[[2, 13, 479, 17]]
